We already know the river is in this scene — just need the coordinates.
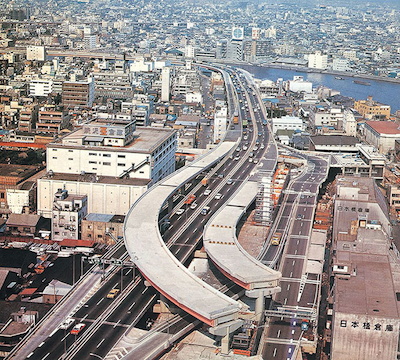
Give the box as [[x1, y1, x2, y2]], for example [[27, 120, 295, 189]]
[[238, 65, 400, 112]]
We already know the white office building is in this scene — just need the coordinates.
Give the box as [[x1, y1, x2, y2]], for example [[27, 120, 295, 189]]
[[29, 79, 53, 97], [272, 116, 305, 134], [287, 76, 313, 93], [26, 45, 46, 61], [161, 67, 171, 102], [213, 101, 228, 143], [308, 51, 328, 70]]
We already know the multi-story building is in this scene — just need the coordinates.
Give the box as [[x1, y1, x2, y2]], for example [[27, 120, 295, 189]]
[[36, 106, 68, 136], [62, 79, 94, 109], [272, 115, 305, 134], [362, 120, 400, 154], [18, 106, 37, 133], [92, 72, 133, 100], [81, 213, 124, 244], [38, 119, 176, 218], [161, 67, 171, 102], [332, 58, 350, 72], [309, 105, 344, 133], [308, 51, 328, 69], [26, 45, 46, 61], [354, 96, 390, 120], [330, 176, 399, 360], [29, 79, 53, 97], [213, 101, 228, 143], [52, 189, 87, 241]]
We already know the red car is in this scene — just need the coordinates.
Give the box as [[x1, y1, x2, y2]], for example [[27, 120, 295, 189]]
[[70, 323, 86, 335]]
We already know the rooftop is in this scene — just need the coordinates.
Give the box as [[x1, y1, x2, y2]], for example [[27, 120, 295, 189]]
[[49, 126, 176, 154], [365, 121, 400, 135]]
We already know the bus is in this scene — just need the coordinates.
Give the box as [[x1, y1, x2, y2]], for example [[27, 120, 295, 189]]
[[271, 232, 282, 246]]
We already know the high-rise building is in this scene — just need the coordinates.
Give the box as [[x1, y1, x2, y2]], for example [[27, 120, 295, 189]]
[[161, 67, 171, 102]]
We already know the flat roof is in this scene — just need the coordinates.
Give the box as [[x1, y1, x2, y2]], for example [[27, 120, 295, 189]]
[[39, 172, 150, 187], [124, 140, 242, 324], [203, 181, 281, 290], [335, 252, 399, 318], [49, 126, 176, 154], [310, 135, 359, 146]]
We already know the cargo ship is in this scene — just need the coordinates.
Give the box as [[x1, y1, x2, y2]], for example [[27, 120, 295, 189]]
[[353, 80, 371, 86]]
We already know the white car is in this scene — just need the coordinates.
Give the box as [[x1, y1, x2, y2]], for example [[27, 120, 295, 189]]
[[190, 202, 198, 210], [59, 318, 74, 330], [176, 208, 185, 216], [215, 193, 223, 200], [203, 189, 212, 196]]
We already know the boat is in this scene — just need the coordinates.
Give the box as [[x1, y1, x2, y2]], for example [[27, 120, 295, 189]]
[[353, 80, 371, 86], [335, 76, 345, 80]]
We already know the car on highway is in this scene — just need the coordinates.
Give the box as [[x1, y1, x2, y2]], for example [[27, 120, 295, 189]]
[[248, 158, 253, 163], [60, 318, 74, 330], [176, 208, 185, 216], [218, 173, 224, 179], [107, 288, 120, 299], [234, 156, 240, 161], [215, 193, 222, 200], [70, 323, 86, 335], [203, 189, 212, 196], [227, 178, 234, 185], [190, 202, 198, 210]]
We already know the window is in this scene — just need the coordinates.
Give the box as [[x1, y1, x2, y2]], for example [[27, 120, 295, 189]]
[[89, 161, 97, 164], [340, 320, 347, 327], [68, 158, 73, 161], [52, 157, 57, 159], [0, 192, 4, 199], [68, 150, 73, 152], [89, 153, 97, 156], [103, 162, 111, 166], [118, 155, 125, 158], [117, 163, 125, 167], [103, 154, 111, 157]]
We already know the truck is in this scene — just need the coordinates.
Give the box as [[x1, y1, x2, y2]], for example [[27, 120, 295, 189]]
[[185, 194, 196, 205], [201, 177, 209, 186], [271, 232, 282, 246], [233, 111, 239, 124]]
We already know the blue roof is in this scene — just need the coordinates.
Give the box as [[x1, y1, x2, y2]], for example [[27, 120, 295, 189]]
[[85, 213, 114, 222]]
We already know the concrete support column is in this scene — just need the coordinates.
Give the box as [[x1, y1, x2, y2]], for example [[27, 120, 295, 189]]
[[221, 327, 230, 355]]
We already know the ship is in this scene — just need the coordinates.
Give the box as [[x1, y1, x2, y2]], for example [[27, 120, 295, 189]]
[[353, 80, 371, 86], [335, 76, 345, 80]]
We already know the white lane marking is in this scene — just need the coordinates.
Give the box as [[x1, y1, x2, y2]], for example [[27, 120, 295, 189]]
[[96, 298, 104, 306], [113, 319, 121, 329], [277, 329, 281, 338], [289, 271, 293, 277], [192, 228, 197, 233], [27, 353, 34, 358], [297, 239, 299, 245], [292, 260, 296, 266], [287, 284, 291, 290], [284, 298, 287, 305], [81, 314, 88, 321], [38, 342, 45, 347], [125, 269, 132, 275], [141, 287, 148, 294], [61, 333, 69, 342], [42, 353, 51, 360], [97, 338, 105, 348], [128, 301, 136, 311], [273, 348, 277, 357], [292, 329, 295, 335], [295, 249, 298, 255]]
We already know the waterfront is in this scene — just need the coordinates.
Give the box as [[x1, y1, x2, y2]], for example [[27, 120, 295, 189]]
[[239, 65, 400, 112]]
